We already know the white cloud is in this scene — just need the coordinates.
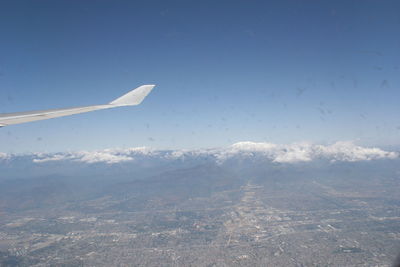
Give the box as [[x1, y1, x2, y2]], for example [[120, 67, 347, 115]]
[[0, 152, 9, 160], [7, 141, 398, 165], [33, 154, 73, 163], [31, 146, 157, 164], [316, 141, 398, 162], [33, 151, 134, 164], [220, 141, 398, 163], [213, 141, 316, 163], [78, 151, 134, 164], [272, 143, 314, 163]]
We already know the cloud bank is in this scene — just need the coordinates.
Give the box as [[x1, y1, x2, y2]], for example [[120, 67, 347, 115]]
[[220, 141, 398, 163], [2, 141, 398, 165]]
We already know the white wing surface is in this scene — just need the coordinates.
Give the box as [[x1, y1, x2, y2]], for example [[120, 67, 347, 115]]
[[0, 85, 155, 127]]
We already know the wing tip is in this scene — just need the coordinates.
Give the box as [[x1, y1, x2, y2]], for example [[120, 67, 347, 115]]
[[110, 84, 155, 106]]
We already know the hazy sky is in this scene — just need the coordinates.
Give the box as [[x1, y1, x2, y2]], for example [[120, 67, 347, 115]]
[[0, 0, 399, 153]]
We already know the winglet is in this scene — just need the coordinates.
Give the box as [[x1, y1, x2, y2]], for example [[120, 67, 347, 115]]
[[109, 85, 155, 106]]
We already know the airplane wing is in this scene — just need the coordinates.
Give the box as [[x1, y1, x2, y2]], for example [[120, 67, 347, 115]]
[[0, 84, 155, 127]]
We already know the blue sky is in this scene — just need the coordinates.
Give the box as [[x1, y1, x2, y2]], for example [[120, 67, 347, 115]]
[[0, 0, 399, 153]]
